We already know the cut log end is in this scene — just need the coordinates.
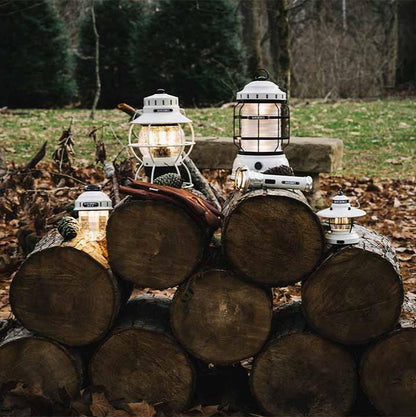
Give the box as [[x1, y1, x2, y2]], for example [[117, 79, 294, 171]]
[[11, 239, 121, 346], [107, 200, 209, 289], [360, 328, 416, 416], [360, 293, 416, 417], [251, 332, 357, 416], [171, 269, 272, 365], [222, 190, 324, 286], [302, 245, 403, 345], [90, 295, 194, 410], [0, 330, 81, 399]]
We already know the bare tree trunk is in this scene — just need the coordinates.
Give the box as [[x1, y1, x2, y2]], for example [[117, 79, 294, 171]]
[[385, 0, 398, 88], [266, 0, 291, 94], [342, 0, 347, 32], [90, 0, 101, 120], [239, 0, 263, 76]]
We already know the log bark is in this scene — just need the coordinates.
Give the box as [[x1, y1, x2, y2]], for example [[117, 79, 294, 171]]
[[170, 269, 272, 365], [0, 325, 83, 400], [10, 230, 131, 346], [302, 225, 403, 345], [251, 302, 357, 416], [107, 199, 212, 289], [89, 295, 195, 410], [222, 189, 325, 286], [359, 292, 416, 416]]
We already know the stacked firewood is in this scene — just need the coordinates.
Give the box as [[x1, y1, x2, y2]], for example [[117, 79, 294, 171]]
[[1, 182, 414, 416]]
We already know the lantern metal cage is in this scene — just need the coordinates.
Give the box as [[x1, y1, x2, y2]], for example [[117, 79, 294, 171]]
[[128, 89, 195, 186], [316, 190, 366, 245], [232, 70, 290, 178]]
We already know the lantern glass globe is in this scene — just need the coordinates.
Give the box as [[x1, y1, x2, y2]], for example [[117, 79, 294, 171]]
[[138, 124, 185, 159], [78, 210, 109, 242], [240, 103, 288, 153], [329, 217, 352, 232]]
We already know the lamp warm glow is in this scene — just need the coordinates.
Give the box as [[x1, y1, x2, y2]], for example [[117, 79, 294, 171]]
[[330, 217, 351, 232], [138, 124, 185, 159], [74, 184, 112, 242], [78, 210, 109, 241], [240, 103, 285, 153]]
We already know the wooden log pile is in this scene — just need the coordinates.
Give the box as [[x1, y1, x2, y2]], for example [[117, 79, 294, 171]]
[[2, 182, 414, 416]]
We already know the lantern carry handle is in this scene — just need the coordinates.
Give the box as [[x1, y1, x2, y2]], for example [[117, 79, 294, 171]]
[[255, 68, 270, 81]]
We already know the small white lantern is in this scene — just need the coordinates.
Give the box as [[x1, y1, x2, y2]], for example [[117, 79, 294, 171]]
[[234, 166, 313, 192], [316, 190, 366, 245], [74, 185, 112, 242], [232, 70, 290, 179], [128, 89, 195, 186]]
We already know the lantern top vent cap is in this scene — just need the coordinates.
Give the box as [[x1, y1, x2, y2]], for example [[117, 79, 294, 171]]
[[131, 89, 192, 125], [236, 74, 287, 101], [74, 185, 112, 211], [316, 190, 366, 219]]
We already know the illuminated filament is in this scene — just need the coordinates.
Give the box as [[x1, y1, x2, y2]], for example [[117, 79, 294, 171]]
[[138, 125, 185, 159], [240, 103, 287, 153], [330, 217, 352, 232], [78, 210, 109, 241]]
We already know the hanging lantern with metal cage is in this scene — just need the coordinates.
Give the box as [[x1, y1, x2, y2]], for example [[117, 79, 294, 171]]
[[316, 190, 366, 245], [128, 89, 195, 186], [232, 70, 290, 178]]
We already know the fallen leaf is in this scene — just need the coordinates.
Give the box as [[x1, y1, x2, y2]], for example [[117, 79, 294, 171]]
[[127, 401, 156, 417]]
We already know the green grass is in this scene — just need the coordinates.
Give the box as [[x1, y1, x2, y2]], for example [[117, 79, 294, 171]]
[[0, 98, 414, 178]]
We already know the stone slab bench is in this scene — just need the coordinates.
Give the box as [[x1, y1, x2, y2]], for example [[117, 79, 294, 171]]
[[192, 136, 343, 175]]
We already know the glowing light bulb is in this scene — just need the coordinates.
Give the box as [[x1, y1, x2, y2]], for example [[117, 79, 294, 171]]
[[138, 125, 185, 159]]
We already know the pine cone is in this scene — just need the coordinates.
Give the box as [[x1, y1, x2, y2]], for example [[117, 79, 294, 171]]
[[263, 165, 294, 176], [153, 173, 183, 188], [57, 216, 80, 240]]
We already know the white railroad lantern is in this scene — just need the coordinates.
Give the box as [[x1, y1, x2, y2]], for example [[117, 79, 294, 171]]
[[316, 190, 366, 245], [232, 70, 290, 179], [234, 166, 313, 192], [74, 184, 112, 242], [128, 89, 195, 186]]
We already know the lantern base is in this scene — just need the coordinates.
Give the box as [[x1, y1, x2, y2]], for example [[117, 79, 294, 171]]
[[325, 230, 360, 245], [231, 153, 290, 179]]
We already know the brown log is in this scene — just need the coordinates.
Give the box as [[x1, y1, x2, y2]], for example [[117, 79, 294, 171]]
[[0, 325, 83, 400], [107, 199, 212, 289], [251, 302, 357, 416], [89, 295, 195, 410], [10, 230, 131, 346], [222, 189, 325, 286], [359, 292, 416, 416], [170, 269, 272, 365], [302, 225, 403, 345], [116, 102, 137, 118]]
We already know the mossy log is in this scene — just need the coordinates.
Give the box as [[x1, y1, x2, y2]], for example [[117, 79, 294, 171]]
[[302, 225, 403, 345], [107, 199, 212, 289], [170, 269, 272, 365], [222, 189, 325, 286], [359, 293, 416, 416], [250, 302, 357, 416], [0, 325, 83, 400], [10, 230, 131, 346], [89, 295, 195, 411]]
